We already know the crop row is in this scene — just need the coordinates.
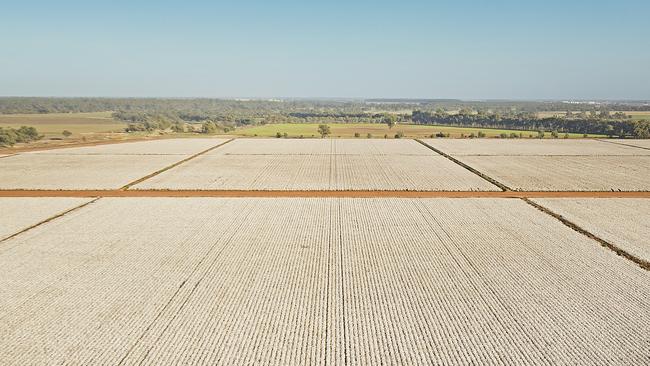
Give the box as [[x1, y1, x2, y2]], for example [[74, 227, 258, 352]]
[[135, 154, 499, 191], [533, 198, 650, 262], [0, 154, 186, 190], [0, 197, 91, 239], [421, 139, 650, 156], [210, 139, 436, 156], [419, 139, 650, 191], [336, 198, 649, 365], [31, 138, 228, 156], [457, 155, 650, 191], [0, 198, 648, 365]]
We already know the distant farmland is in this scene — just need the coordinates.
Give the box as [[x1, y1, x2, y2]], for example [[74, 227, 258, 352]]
[[0, 111, 126, 137], [235, 123, 605, 138]]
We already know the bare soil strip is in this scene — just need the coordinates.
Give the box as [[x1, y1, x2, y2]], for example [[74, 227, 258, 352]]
[[0, 135, 232, 155], [523, 198, 650, 271], [596, 139, 650, 151], [0, 137, 157, 155], [120, 139, 234, 190], [0, 198, 100, 243], [0, 190, 648, 198], [415, 139, 512, 191]]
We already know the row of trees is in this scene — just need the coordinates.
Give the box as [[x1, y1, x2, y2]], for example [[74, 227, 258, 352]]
[[1, 98, 648, 138], [0, 126, 41, 147], [3, 97, 648, 117], [411, 110, 650, 138]]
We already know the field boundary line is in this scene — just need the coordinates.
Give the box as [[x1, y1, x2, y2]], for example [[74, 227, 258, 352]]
[[324, 199, 333, 364], [523, 198, 650, 271], [0, 198, 100, 243], [595, 139, 650, 151], [117, 200, 256, 366], [120, 138, 234, 190], [415, 139, 511, 191], [1, 190, 650, 198], [0, 154, 17, 159], [0, 134, 230, 155], [336, 198, 348, 365]]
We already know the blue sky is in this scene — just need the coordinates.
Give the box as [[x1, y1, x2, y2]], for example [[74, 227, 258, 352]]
[[1, 0, 648, 99]]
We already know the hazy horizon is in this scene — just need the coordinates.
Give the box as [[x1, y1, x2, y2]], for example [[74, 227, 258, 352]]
[[1, 96, 649, 103], [2, 0, 649, 100]]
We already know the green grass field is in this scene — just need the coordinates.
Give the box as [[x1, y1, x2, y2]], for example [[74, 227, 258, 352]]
[[0, 112, 126, 137], [624, 111, 650, 121], [235, 123, 605, 139], [0, 112, 611, 141]]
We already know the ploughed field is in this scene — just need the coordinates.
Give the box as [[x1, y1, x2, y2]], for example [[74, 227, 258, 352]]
[[1, 137, 649, 191], [421, 139, 650, 191], [0, 139, 229, 190], [531, 198, 650, 263], [133, 139, 498, 191], [1, 138, 649, 365], [1, 198, 648, 365]]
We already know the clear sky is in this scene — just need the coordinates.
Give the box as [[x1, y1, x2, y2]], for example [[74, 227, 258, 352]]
[[1, 0, 648, 99]]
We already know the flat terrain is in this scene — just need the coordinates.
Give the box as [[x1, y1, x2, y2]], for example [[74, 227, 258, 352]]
[[1, 137, 648, 365], [30, 138, 228, 155], [236, 123, 603, 138], [624, 111, 650, 120], [0, 198, 647, 365], [133, 139, 500, 191], [0, 197, 91, 239], [421, 139, 650, 191], [1, 190, 650, 198], [609, 139, 650, 149], [3, 138, 650, 192], [0, 112, 125, 137], [532, 198, 650, 263], [0, 154, 189, 190], [0, 138, 228, 190], [420, 139, 650, 156], [0, 112, 149, 153], [457, 155, 650, 191], [213, 138, 436, 155]]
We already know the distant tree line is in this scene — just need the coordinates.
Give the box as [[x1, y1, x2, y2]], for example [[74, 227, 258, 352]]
[[411, 110, 650, 138], [2, 97, 648, 116], [1, 97, 648, 138]]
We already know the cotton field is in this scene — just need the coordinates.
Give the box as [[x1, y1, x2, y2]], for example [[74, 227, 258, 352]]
[[610, 139, 650, 149], [532, 198, 650, 263], [457, 155, 650, 191], [1, 138, 649, 365], [133, 139, 499, 191], [418, 139, 650, 191], [0, 154, 187, 189], [0, 198, 648, 365], [133, 153, 500, 191], [0, 197, 91, 239], [209, 138, 437, 156], [420, 138, 650, 156]]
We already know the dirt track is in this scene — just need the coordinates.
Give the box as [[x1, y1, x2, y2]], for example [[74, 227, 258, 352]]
[[1, 189, 649, 198], [0, 136, 151, 155], [0, 134, 235, 154]]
